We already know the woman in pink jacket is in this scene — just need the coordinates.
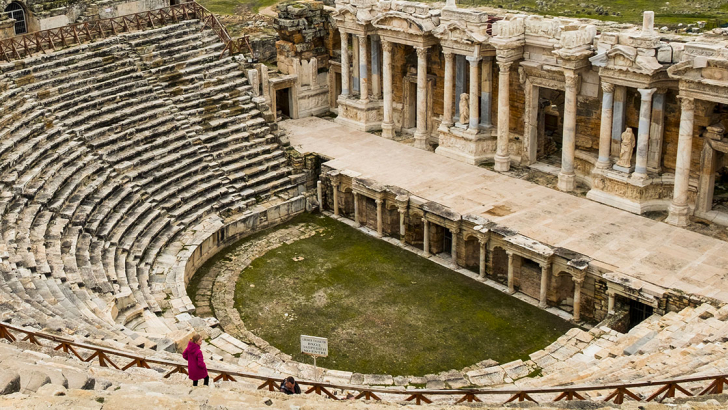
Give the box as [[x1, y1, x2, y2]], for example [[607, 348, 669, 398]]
[[182, 334, 209, 386]]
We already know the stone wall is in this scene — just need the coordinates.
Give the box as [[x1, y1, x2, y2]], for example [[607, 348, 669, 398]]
[[274, 0, 330, 69]]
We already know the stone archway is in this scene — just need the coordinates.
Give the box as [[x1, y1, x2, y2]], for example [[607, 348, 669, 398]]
[[553, 271, 575, 312], [4, 1, 27, 35]]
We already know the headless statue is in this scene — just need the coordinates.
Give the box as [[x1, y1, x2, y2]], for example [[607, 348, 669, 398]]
[[459, 93, 469, 125], [616, 128, 635, 168]]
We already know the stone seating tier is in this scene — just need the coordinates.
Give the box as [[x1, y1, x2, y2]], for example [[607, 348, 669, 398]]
[[0, 20, 304, 344]]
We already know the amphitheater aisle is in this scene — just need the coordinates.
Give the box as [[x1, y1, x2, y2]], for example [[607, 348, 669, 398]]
[[283, 117, 728, 303]]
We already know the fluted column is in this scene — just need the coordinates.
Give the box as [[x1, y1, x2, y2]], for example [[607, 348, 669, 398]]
[[422, 217, 430, 257], [666, 97, 695, 226], [573, 277, 584, 322], [340, 33, 349, 97], [538, 261, 551, 309], [353, 192, 360, 225], [478, 238, 487, 279], [494, 61, 512, 172], [358, 35, 368, 102], [442, 51, 455, 127], [467, 56, 481, 129], [352, 35, 359, 94], [414, 47, 429, 150], [557, 71, 578, 192], [506, 250, 515, 294], [632, 88, 656, 180], [480, 57, 493, 128], [375, 198, 383, 237], [371, 36, 381, 99], [596, 82, 615, 169], [381, 41, 394, 139], [450, 227, 459, 268]]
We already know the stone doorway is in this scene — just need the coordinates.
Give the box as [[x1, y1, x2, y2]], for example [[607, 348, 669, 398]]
[[537, 88, 564, 160], [275, 87, 292, 119], [695, 123, 728, 225], [401, 69, 434, 138], [627, 298, 654, 330], [442, 228, 452, 255]]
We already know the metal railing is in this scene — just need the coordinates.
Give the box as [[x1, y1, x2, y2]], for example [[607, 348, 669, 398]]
[[1, 321, 726, 405], [0, 1, 253, 62]]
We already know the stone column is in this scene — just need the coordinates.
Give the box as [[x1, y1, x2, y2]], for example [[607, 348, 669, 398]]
[[340, 34, 350, 97], [381, 41, 394, 139], [666, 97, 695, 226], [522, 79, 538, 165], [414, 47, 429, 150], [573, 276, 584, 322], [422, 217, 430, 257], [633, 88, 656, 180], [333, 182, 340, 216], [352, 36, 359, 94], [450, 227, 459, 268], [375, 198, 383, 237], [358, 35, 369, 102], [558, 71, 579, 192], [455, 55, 465, 119], [607, 291, 615, 314], [467, 56, 481, 129], [316, 180, 323, 210], [538, 261, 550, 309], [611, 86, 627, 157], [353, 193, 360, 225], [596, 82, 615, 169], [478, 238, 487, 279], [494, 61, 512, 172], [442, 51, 455, 127], [480, 57, 493, 128], [371, 36, 381, 100], [398, 206, 406, 244], [506, 250, 515, 294], [647, 89, 667, 173]]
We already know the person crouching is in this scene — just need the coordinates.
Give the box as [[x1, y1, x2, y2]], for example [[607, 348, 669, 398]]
[[182, 334, 209, 387]]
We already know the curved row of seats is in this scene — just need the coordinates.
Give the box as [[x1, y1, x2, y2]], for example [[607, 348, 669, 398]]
[[0, 20, 304, 346]]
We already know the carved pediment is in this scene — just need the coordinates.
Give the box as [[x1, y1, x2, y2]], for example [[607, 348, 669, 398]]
[[432, 21, 487, 44], [371, 12, 435, 35], [592, 45, 664, 75], [332, 5, 373, 25], [669, 58, 728, 87]]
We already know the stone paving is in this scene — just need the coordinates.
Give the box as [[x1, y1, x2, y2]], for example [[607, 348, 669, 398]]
[[282, 117, 728, 303]]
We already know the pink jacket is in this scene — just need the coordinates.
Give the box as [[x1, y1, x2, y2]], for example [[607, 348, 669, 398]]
[[182, 341, 208, 380]]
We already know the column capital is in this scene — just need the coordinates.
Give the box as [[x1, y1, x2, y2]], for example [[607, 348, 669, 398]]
[[638, 87, 657, 100], [466, 55, 482, 63], [572, 275, 585, 286], [381, 40, 393, 52], [601, 82, 615, 94], [606, 290, 616, 297], [375, 198, 383, 205], [656, 87, 668, 95], [450, 226, 460, 234], [679, 96, 695, 111], [357, 34, 367, 41], [564, 71, 579, 90], [415, 46, 429, 58], [398, 206, 407, 214], [538, 260, 552, 269], [478, 236, 488, 246], [421, 216, 428, 223], [497, 61, 512, 72], [443, 49, 454, 58]]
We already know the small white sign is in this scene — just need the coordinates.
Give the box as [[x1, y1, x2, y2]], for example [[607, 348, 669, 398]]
[[300, 335, 328, 357]]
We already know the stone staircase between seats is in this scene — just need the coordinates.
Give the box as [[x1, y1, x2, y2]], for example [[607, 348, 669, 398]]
[[0, 19, 305, 351]]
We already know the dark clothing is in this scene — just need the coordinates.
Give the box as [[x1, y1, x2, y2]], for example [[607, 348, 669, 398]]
[[280, 380, 301, 395], [193, 376, 210, 386]]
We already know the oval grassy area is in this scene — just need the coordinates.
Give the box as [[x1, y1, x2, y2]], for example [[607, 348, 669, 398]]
[[232, 213, 574, 377]]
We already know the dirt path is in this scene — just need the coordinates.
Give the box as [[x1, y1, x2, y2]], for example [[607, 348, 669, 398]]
[[259, 3, 279, 17]]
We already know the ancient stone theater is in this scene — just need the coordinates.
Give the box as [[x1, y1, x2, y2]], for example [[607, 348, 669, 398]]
[[0, 0, 728, 407]]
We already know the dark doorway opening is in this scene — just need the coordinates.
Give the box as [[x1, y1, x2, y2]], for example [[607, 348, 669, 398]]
[[628, 298, 654, 330], [276, 87, 291, 119], [5, 2, 27, 35], [443, 228, 452, 255]]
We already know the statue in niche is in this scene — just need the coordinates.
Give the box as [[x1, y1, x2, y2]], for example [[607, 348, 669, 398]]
[[459, 93, 469, 125], [616, 128, 635, 168]]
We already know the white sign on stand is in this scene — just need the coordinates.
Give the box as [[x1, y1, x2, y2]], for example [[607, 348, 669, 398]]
[[301, 335, 328, 381]]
